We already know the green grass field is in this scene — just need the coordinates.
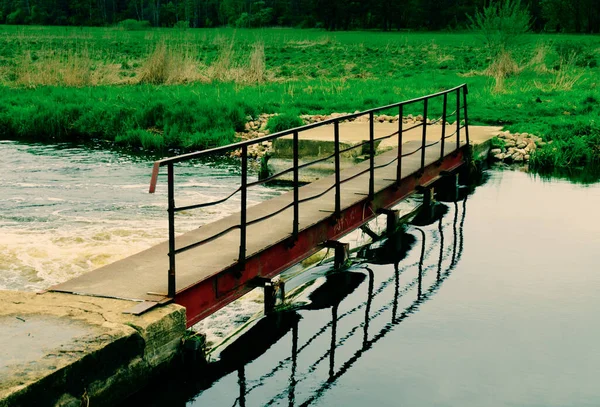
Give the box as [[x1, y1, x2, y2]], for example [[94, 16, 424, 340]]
[[0, 25, 598, 175]]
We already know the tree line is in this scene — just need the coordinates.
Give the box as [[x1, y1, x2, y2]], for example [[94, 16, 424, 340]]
[[1, 0, 599, 33]]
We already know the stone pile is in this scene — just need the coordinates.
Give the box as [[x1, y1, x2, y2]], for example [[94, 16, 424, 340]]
[[490, 131, 547, 163]]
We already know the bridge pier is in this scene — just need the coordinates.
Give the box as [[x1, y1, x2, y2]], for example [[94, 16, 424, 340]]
[[417, 185, 435, 220], [324, 240, 350, 269], [436, 170, 460, 202], [377, 208, 400, 238], [253, 277, 286, 315]]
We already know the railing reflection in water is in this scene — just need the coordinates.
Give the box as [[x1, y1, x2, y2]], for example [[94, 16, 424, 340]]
[[202, 195, 468, 407]]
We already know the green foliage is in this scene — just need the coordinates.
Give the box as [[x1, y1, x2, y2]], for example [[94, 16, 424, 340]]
[[266, 113, 304, 133], [468, 0, 532, 53], [118, 19, 151, 31], [173, 20, 189, 30], [530, 122, 600, 170], [0, 27, 598, 178], [554, 41, 597, 68], [491, 136, 506, 149]]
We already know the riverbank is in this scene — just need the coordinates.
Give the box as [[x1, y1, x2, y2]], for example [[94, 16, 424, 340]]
[[0, 27, 598, 174]]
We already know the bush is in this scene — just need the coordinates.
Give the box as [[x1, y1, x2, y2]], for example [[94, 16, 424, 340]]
[[266, 113, 304, 133], [118, 19, 151, 31], [468, 0, 532, 54], [530, 122, 600, 171], [554, 41, 597, 68], [173, 20, 189, 30]]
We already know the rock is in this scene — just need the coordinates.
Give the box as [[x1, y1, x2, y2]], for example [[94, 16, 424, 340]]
[[536, 140, 546, 147], [493, 153, 505, 160], [521, 132, 529, 138], [505, 133, 517, 141], [512, 152, 524, 162], [491, 148, 502, 155], [517, 141, 527, 149], [407, 114, 413, 120], [415, 115, 424, 122], [504, 140, 516, 148], [507, 147, 516, 154], [524, 154, 530, 160]]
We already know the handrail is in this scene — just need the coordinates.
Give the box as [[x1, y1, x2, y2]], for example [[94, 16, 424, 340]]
[[149, 84, 470, 298], [148, 83, 467, 192]]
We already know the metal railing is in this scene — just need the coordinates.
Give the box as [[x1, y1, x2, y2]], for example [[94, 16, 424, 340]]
[[149, 84, 470, 298]]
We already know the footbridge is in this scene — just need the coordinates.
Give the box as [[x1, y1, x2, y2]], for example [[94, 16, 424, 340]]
[[49, 84, 495, 327]]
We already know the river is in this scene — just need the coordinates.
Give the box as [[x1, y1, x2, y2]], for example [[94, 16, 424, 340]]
[[2, 141, 600, 406]]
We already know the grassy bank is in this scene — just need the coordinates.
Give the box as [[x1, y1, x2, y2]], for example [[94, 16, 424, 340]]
[[0, 26, 598, 173]]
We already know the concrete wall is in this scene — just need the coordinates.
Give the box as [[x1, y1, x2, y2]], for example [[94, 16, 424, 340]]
[[0, 291, 186, 407]]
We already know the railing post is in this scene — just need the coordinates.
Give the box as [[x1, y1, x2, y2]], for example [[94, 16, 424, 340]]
[[239, 145, 248, 270], [421, 98, 429, 170], [334, 121, 341, 217], [440, 93, 448, 160], [293, 131, 299, 241], [456, 88, 461, 151], [397, 104, 403, 186], [167, 163, 176, 298], [369, 111, 375, 200], [462, 85, 470, 145]]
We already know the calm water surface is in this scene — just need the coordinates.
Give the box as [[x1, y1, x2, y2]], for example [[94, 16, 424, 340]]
[[140, 169, 600, 407], [2, 141, 600, 406]]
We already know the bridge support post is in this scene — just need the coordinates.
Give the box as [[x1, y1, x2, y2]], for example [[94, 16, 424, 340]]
[[264, 281, 275, 315], [273, 277, 285, 306], [377, 208, 400, 237], [417, 185, 435, 220], [324, 240, 349, 269], [439, 170, 459, 202], [252, 277, 282, 315]]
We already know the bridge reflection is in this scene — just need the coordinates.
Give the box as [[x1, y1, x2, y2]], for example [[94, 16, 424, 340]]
[[127, 194, 468, 407], [209, 195, 467, 407]]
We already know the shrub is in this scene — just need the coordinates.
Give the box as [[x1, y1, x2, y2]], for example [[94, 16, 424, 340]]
[[173, 20, 189, 30], [118, 19, 151, 31], [530, 122, 600, 171], [266, 113, 304, 133], [468, 0, 532, 54]]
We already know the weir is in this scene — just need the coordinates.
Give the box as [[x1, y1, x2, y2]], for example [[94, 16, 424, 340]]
[[1, 84, 498, 406]]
